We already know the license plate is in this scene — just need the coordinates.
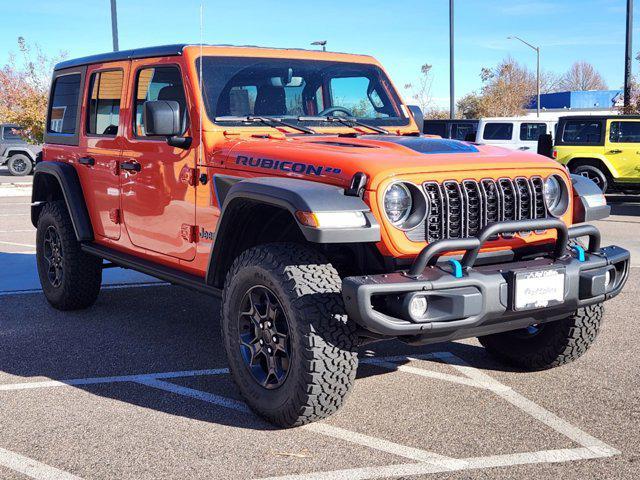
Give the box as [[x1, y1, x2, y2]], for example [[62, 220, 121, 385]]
[[514, 269, 565, 311]]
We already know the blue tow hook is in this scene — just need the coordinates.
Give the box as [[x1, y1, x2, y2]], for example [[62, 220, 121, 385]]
[[571, 244, 586, 262], [448, 259, 463, 278]]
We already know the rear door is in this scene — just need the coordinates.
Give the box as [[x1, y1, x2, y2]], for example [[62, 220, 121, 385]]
[[120, 60, 197, 261], [77, 64, 128, 240], [606, 119, 640, 180], [518, 121, 547, 152]]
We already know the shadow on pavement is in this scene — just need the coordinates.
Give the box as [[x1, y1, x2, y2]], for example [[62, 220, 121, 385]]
[[0, 283, 509, 431], [607, 195, 640, 217]]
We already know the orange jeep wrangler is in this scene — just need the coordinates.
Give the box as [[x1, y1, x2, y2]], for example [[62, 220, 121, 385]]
[[33, 44, 629, 427]]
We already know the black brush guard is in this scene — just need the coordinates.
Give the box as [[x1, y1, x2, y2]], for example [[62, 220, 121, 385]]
[[342, 218, 629, 340]]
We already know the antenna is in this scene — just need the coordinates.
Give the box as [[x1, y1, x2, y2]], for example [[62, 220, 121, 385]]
[[199, 2, 204, 167]]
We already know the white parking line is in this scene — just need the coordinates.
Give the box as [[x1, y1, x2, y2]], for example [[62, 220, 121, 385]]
[[0, 229, 35, 233], [0, 446, 83, 480], [0, 240, 35, 248], [0, 352, 620, 479]]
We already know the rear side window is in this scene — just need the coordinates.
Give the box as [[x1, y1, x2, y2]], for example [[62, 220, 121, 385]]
[[483, 123, 513, 140], [609, 121, 640, 143], [423, 122, 447, 137], [134, 66, 187, 137], [451, 123, 476, 140], [87, 70, 124, 136], [48, 74, 81, 134], [520, 123, 547, 141], [562, 120, 602, 144]]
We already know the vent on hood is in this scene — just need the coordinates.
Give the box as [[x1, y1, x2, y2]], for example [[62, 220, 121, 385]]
[[310, 141, 376, 148], [362, 136, 478, 154]]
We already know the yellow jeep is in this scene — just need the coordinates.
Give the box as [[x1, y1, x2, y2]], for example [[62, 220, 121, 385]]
[[553, 115, 640, 193]]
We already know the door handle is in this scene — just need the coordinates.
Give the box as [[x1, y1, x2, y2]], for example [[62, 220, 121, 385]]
[[518, 146, 530, 150], [608, 149, 622, 154], [120, 161, 141, 172], [78, 156, 95, 166]]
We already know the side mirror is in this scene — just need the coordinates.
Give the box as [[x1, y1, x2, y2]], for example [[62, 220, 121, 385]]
[[537, 133, 553, 158], [143, 100, 182, 137], [407, 105, 424, 133]]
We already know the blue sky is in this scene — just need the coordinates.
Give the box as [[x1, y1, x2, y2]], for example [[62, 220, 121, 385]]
[[2, 0, 637, 107]]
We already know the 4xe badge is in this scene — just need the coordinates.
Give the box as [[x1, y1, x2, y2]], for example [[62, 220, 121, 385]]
[[235, 155, 342, 176]]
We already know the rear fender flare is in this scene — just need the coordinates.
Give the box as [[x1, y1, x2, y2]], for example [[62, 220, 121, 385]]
[[31, 161, 93, 241]]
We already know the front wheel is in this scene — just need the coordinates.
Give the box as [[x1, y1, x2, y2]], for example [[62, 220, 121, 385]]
[[478, 304, 604, 371], [221, 243, 358, 427], [7, 154, 33, 176]]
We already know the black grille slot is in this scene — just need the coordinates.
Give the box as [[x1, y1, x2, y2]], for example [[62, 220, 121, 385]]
[[412, 178, 548, 243]]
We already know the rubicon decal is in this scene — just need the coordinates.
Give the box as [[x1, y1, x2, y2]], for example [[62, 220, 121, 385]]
[[235, 155, 342, 176]]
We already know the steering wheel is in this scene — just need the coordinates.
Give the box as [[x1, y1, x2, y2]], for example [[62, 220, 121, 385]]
[[318, 106, 353, 117]]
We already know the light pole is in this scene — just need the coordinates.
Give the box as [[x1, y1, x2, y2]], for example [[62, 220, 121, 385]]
[[508, 36, 540, 117], [110, 0, 119, 52], [624, 0, 633, 113], [449, 0, 455, 119]]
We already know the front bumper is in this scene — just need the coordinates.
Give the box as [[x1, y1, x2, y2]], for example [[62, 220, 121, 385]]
[[342, 219, 630, 342]]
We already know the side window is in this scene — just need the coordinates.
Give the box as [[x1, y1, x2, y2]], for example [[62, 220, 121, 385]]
[[609, 121, 640, 143], [87, 70, 124, 136], [423, 122, 447, 137], [451, 123, 475, 140], [483, 123, 513, 140], [329, 77, 385, 118], [229, 86, 257, 116], [520, 123, 547, 141], [562, 121, 602, 144], [48, 74, 81, 134], [134, 66, 187, 137]]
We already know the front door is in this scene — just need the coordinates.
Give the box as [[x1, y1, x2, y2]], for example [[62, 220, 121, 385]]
[[607, 119, 640, 180], [77, 64, 128, 240], [120, 60, 197, 261]]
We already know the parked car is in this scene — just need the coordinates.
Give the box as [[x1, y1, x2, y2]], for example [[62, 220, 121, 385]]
[[475, 117, 557, 152], [423, 119, 478, 140], [553, 115, 640, 193], [32, 44, 628, 427], [0, 124, 42, 176]]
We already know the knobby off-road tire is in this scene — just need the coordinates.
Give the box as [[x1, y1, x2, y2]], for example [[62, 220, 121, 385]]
[[7, 153, 33, 176], [36, 201, 102, 310], [221, 243, 358, 427], [478, 303, 604, 371]]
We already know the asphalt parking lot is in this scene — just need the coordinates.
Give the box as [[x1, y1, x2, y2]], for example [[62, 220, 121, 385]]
[[0, 190, 639, 479]]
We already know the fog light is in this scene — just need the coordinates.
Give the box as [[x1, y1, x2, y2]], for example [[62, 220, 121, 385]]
[[604, 270, 612, 288], [409, 295, 428, 318]]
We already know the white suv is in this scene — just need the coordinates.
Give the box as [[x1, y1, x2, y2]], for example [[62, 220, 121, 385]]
[[475, 117, 557, 152]]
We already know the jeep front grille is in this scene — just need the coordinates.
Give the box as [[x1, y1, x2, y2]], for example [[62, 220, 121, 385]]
[[406, 177, 547, 243]]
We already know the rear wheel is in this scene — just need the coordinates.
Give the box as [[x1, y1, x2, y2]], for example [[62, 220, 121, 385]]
[[478, 304, 604, 370], [221, 243, 358, 427], [36, 201, 102, 310], [7, 154, 33, 176]]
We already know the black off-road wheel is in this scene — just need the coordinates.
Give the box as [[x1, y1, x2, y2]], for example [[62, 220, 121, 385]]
[[7, 154, 33, 176], [36, 201, 102, 310], [572, 164, 609, 193], [478, 304, 604, 371], [221, 243, 358, 427]]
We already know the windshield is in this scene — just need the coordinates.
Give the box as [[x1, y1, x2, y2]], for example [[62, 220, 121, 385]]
[[197, 56, 409, 127]]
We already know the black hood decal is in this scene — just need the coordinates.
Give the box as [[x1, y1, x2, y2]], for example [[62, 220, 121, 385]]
[[362, 135, 479, 154]]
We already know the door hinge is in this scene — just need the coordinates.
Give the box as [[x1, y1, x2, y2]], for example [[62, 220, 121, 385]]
[[179, 167, 199, 187], [109, 208, 121, 224], [181, 224, 198, 243], [109, 160, 120, 176]]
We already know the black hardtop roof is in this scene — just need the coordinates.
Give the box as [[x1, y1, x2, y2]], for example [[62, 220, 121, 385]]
[[558, 115, 640, 122], [54, 43, 371, 71], [54, 44, 187, 70], [423, 119, 479, 124]]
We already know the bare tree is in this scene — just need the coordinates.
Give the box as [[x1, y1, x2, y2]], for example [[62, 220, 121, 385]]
[[456, 92, 483, 119], [559, 61, 608, 91], [404, 64, 434, 113], [476, 57, 535, 117]]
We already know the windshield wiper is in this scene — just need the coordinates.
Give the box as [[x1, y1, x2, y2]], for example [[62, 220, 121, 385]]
[[298, 116, 389, 135], [213, 116, 316, 134]]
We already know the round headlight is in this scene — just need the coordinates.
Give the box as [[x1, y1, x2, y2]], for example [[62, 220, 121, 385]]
[[384, 183, 412, 225], [543, 175, 569, 217]]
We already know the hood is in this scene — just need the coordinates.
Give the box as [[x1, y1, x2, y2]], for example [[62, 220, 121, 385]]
[[220, 134, 565, 190]]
